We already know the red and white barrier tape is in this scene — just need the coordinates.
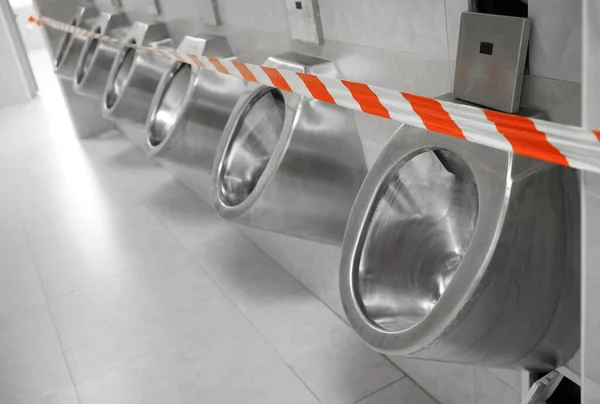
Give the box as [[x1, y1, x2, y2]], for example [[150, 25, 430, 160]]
[[35, 16, 600, 173]]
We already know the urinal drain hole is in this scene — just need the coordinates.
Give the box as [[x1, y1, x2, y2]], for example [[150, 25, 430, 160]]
[[149, 63, 193, 147], [355, 149, 479, 333], [106, 42, 137, 109], [219, 88, 286, 207], [76, 26, 102, 84]]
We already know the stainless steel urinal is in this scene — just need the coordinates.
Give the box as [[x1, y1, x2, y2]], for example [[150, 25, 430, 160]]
[[102, 21, 174, 127], [73, 12, 130, 99], [212, 52, 368, 245], [54, 6, 98, 80], [340, 96, 580, 370], [145, 34, 245, 169]]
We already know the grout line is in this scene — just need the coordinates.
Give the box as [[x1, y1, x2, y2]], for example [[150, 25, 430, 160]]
[[380, 355, 442, 404], [20, 219, 83, 404], [443, 0, 453, 62], [349, 376, 405, 404], [183, 230, 323, 402], [242, 314, 326, 404]]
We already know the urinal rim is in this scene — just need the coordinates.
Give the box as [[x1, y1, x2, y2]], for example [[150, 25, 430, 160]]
[[212, 83, 302, 218], [54, 15, 79, 71], [146, 60, 199, 156], [74, 24, 105, 88], [339, 123, 513, 354], [73, 13, 127, 90], [103, 34, 142, 114], [102, 22, 173, 117]]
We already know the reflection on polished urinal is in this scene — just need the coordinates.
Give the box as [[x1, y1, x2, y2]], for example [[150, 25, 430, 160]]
[[73, 12, 130, 99], [54, 6, 98, 80], [102, 21, 174, 127], [340, 96, 580, 370], [146, 34, 245, 169], [212, 52, 368, 245]]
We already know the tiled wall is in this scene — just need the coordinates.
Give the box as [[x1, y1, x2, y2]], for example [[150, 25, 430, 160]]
[[96, 0, 582, 402]]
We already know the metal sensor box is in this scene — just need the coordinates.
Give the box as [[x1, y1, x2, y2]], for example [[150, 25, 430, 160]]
[[453, 12, 531, 113]]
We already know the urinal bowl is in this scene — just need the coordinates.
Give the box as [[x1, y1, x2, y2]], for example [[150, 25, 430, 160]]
[[54, 6, 98, 80], [73, 12, 130, 99], [340, 101, 580, 370], [102, 21, 175, 127], [212, 52, 368, 245], [146, 34, 246, 169]]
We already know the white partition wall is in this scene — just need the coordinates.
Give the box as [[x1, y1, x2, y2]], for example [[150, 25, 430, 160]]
[[583, 1, 600, 402]]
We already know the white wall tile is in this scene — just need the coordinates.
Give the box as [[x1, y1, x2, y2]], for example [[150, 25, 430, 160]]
[[217, 0, 289, 32], [521, 74, 581, 126], [319, 0, 449, 60], [444, 0, 469, 62], [528, 0, 582, 83]]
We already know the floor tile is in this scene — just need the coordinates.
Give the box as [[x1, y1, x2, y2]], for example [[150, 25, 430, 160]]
[[31, 387, 80, 404], [24, 202, 187, 298], [77, 317, 319, 404], [246, 289, 403, 404], [143, 180, 235, 249], [474, 368, 521, 404], [0, 304, 74, 404], [357, 378, 438, 404], [487, 368, 523, 393], [390, 357, 477, 404], [0, 242, 45, 316], [49, 252, 240, 383], [191, 231, 303, 313]]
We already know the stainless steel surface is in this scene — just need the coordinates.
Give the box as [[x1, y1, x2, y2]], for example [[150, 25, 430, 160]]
[[102, 20, 174, 127], [54, 6, 98, 80], [212, 52, 367, 245], [284, 0, 324, 45], [146, 34, 245, 170], [73, 12, 130, 99], [453, 12, 530, 113], [340, 96, 580, 370]]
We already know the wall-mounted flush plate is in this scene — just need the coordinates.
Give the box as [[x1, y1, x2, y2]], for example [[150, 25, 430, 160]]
[[453, 12, 530, 113], [284, 0, 324, 45]]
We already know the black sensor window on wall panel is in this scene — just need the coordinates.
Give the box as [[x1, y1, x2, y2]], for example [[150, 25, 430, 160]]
[[479, 41, 494, 55], [295, 1, 303, 9]]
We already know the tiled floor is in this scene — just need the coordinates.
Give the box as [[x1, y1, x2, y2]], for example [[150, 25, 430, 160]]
[[0, 49, 437, 403]]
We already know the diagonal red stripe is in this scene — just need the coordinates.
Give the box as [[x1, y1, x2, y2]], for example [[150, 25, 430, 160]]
[[402, 92, 466, 139], [231, 61, 257, 82], [261, 67, 292, 92], [171, 51, 187, 63], [208, 57, 229, 74], [187, 54, 205, 68], [342, 81, 391, 119], [297, 73, 335, 104], [484, 110, 569, 166], [594, 130, 600, 142]]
